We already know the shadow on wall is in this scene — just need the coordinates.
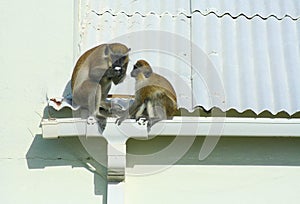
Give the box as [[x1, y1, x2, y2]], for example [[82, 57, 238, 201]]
[[126, 136, 300, 167], [26, 81, 109, 203], [26, 135, 108, 202]]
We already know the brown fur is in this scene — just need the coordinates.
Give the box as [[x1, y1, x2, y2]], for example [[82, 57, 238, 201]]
[[71, 43, 130, 121], [116, 59, 177, 131]]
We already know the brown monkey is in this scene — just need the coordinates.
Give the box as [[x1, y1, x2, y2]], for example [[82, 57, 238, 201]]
[[71, 43, 130, 131], [116, 60, 177, 131]]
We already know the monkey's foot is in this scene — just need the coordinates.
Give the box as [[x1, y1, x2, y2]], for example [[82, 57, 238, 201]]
[[115, 116, 126, 125], [136, 117, 148, 125], [146, 117, 162, 132]]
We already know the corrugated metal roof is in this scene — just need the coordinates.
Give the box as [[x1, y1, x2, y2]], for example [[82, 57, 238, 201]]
[[192, 14, 300, 114], [192, 0, 300, 19], [75, 0, 300, 115], [79, 0, 300, 18], [85, 0, 190, 16]]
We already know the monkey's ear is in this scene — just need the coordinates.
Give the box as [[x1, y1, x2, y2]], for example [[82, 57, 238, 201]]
[[144, 70, 152, 78], [104, 45, 109, 56], [126, 48, 131, 54], [104, 45, 112, 56]]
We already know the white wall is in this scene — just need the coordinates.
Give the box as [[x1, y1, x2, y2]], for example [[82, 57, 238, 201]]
[[0, 1, 104, 203], [126, 165, 300, 204], [125, 137, 300, 204], [1, 1, 300, 204]]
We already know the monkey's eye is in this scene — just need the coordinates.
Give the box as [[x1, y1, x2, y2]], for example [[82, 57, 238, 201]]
[[133, 65, 138, 69]]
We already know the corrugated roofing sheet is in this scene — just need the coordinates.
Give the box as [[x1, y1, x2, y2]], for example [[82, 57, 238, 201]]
[[75, 0, 300, 115], [192, 0, 300, 19], [191, 14, 300, 114], [85, 0, 190, 16], [79, 0, 300, 18]]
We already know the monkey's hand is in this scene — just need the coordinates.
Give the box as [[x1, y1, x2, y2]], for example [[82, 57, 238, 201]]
[[115, 115, 126, 125], [98, 102, 124, 117], [110, 103, 125, 117], [115, 109, 129, 125]]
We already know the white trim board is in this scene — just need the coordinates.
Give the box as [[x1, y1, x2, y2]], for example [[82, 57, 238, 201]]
[[41, 116, 300, 139]]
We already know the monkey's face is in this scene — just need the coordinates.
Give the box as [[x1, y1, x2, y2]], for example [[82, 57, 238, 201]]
[[130, 64, 140, 78], [108, 54, 129, 85], [131, 60, 153, 78]]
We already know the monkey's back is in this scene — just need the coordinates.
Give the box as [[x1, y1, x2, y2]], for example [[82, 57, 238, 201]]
[[136, 73, 177, 117], [71, 44, 106, 90]]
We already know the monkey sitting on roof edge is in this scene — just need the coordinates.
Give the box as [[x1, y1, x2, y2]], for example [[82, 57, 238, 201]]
[[71, 43, 131, 132], [116, 59, 177, 132]]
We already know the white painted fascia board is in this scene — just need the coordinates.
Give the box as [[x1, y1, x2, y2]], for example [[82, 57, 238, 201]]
[[41, 116, 300, 139]]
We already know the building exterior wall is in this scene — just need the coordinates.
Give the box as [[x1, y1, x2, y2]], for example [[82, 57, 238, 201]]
[[1, 1, 300, 204], [0, 1, 103, 203]]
